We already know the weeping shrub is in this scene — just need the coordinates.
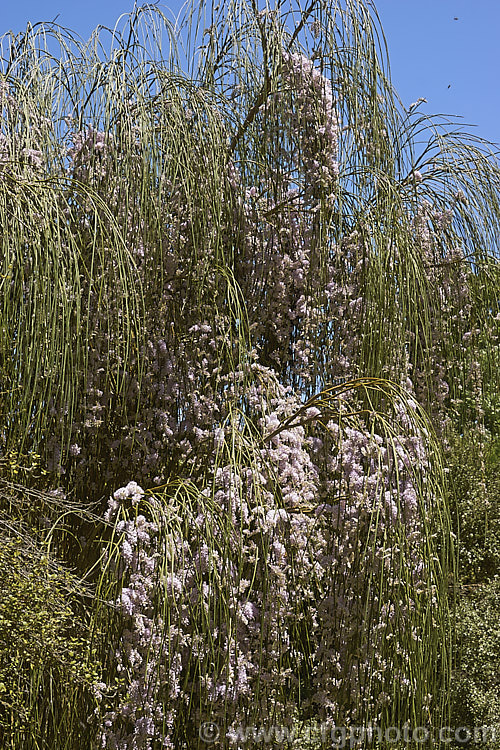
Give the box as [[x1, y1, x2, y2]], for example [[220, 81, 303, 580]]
[[0, 0, 499, 747]]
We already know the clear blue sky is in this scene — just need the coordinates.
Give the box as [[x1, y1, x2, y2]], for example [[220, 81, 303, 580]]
[[374, 0, 500, 146], [1, 0, 499, 146]]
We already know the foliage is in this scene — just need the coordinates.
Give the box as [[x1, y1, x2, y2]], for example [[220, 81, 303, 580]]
[[0, 0, 498, 747], [451, 582, 500, 748], [448, 431, 500, 584], [447, 431, 500, 746], [0, 489, 100, 747]]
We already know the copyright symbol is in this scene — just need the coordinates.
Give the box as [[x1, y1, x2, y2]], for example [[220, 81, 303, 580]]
[[199, 722, 220, 744]]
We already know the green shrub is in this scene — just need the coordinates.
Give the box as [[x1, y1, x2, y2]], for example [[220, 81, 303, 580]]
[[451, 581, 500, 747], [0, 534, 99, 748], [448, 431, 500, 745], [448, 432, 500, 584]]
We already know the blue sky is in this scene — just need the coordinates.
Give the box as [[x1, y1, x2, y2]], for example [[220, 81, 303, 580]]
[[374, 0, 500, 146], [1, 0, 499, 146]]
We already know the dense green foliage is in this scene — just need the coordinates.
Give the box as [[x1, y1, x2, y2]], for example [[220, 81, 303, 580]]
[[0, 476, 100, 746], [447, 432, 500, 746]]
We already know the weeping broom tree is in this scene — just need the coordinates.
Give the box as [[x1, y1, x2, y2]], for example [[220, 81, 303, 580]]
[[0, 0, 499, 747]]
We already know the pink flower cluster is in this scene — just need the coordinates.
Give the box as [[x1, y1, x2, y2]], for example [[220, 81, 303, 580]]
[[94, 368, 434, 745], [281, 51, 339, 200]]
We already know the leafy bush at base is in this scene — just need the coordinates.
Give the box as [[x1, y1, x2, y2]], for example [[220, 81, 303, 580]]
[[448, 432, 500, 746], [0, 534, 99, 748], [450, 582, 500, 748]]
